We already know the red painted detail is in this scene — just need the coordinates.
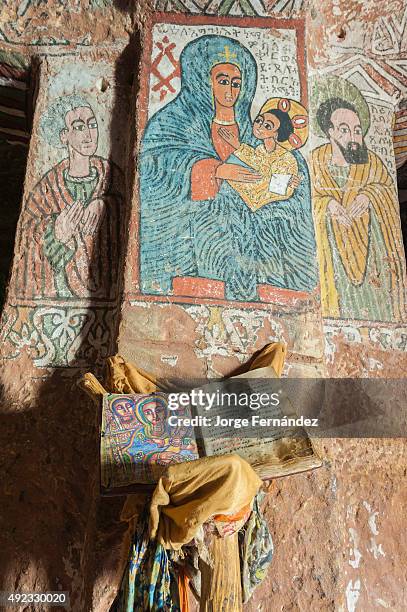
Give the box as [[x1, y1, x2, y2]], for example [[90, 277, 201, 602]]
[[278, 98, 291, 112], [257, 284, 311, 305], [288, 133, 303, 148], [151, 37, 181, 97], [172, 276, 225, 299]]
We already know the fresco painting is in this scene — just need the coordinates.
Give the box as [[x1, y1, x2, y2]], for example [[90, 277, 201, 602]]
[[12, 94, 123, 300], [311, 76, 407, 322], [0, 0, 117, 46], [0, 59, 127, 368], [137, 16, 318, 307]]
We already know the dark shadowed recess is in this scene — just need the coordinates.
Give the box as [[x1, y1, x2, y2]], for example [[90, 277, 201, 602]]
[[0, 51, 36, 310], [397, 161, 407, 256]]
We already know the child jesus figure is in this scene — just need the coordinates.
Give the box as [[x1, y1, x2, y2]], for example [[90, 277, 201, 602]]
[[219, 99, 302, 211]]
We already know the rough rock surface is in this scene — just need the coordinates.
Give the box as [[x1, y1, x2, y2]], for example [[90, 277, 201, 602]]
[[0, 1, 406, 611]]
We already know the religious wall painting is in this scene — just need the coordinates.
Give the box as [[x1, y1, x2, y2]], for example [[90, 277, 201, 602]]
[[10, 94, 124, 303], [153, 0, 305, 18], [0, 303, 117, 367], [311, 76, 407, 323], [1, 85, 126, 367], [134, 15, 318, 312]]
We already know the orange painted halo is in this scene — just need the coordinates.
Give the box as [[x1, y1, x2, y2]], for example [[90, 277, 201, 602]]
[[259, 97, 309, 151]]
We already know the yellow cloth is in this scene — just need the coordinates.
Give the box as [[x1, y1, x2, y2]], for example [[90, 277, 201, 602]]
[[80, 342, 285, 537], [80, 354, 158, 401], [80, 342, 286, 399], [311, 143, 406, 319], [149, 454, 262, 550], [229, 142, 298, 210]]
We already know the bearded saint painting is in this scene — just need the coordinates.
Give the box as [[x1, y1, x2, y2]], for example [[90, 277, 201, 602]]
[[12, 94, 123, 300], [311, 77, 406, 321], [139, 35, 317, 303]]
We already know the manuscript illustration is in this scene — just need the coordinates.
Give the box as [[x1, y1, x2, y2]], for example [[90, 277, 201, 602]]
[[101, 393, 199, 487]]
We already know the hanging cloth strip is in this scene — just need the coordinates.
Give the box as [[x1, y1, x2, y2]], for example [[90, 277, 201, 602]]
[[111, 506, 181, 612], [239, 491, 274, 602]]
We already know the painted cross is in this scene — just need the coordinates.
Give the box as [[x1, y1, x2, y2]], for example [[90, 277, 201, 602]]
[[151, 36, 181, 101], [218, 45, 237, 63]]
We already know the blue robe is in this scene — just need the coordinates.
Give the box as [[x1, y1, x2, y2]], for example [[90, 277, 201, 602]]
[[140, 35, 317, 301]]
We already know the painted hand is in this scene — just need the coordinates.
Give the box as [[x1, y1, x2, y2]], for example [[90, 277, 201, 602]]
[[82, 198, 105, 235], [215, 163, 261, 183], [218, 126, 240, 149], [288, 174, 302, 189], [348, 193, 370, 219], [327, 199, 352, 227], [54, 199, 84, 244]]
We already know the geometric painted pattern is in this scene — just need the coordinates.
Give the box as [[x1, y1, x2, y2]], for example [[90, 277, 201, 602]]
[[154, 0, 305, 17], [0, 304, 118, 368]]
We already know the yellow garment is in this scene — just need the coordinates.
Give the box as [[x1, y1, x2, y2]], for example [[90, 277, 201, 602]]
[[80, 342, 286, 529], [228, 143, 298, 211], [149, 454, 262, 550], [311, 143, 406, 319], [80, 354, 158, 401], [80, 342, 286, 399]]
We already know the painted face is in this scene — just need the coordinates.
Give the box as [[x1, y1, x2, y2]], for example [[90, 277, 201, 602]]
[[252, 112, 280, 140], [142, 403, 166, 433], [328, 108, 368, 164], [211, 63, 242, 108], [61, 106, 98, 156], [113, 400, 135, 423], [329, 108, 363, 149]]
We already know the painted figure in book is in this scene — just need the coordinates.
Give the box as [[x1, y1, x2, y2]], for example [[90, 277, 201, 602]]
[[140, 35, 317, 302], [12, 94, 123, 300], [123, 395, 196, 466], [111, 396, 139, 429], [312, 77, 406, 321]]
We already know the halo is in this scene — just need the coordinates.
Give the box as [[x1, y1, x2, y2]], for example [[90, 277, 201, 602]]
[[259, 97, 309, 151], [135, 395, 167, 427], [311, 75, 371, 138]]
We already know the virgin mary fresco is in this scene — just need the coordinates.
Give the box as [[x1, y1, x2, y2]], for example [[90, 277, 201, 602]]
[[140, 35, 317, 302]]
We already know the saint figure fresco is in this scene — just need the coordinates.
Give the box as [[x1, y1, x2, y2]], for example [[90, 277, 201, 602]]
[[311, 77, 406, 321], [140, 35, 317, 302], [12, 94, 123, 300]]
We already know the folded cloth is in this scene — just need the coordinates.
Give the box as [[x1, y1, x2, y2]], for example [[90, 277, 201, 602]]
[[239, 491, 274, 602], [80, 354, 158, 401], [149, 454, 262, 550], [80, 342, 286, 401]]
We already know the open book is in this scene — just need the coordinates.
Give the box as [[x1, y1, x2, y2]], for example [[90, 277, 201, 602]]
[[225, 147, 295, 211], [100, 368, 322, 494]]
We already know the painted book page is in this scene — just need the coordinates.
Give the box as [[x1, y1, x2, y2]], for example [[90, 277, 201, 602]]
[[101, 393, 199, 488]]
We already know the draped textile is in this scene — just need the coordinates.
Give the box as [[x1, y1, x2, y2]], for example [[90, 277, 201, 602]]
[[311, 144, 406, 320], [140, 35, 317, 301], [12, 156, 123, 299], [111, 508, 181, 612]]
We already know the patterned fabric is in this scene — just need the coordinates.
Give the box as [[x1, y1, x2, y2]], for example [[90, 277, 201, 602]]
[[239, 492, 274, 603], [112, 509, 181, 612]]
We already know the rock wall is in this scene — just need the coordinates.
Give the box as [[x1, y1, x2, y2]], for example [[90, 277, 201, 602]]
[[0, 1, 406, 611]]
